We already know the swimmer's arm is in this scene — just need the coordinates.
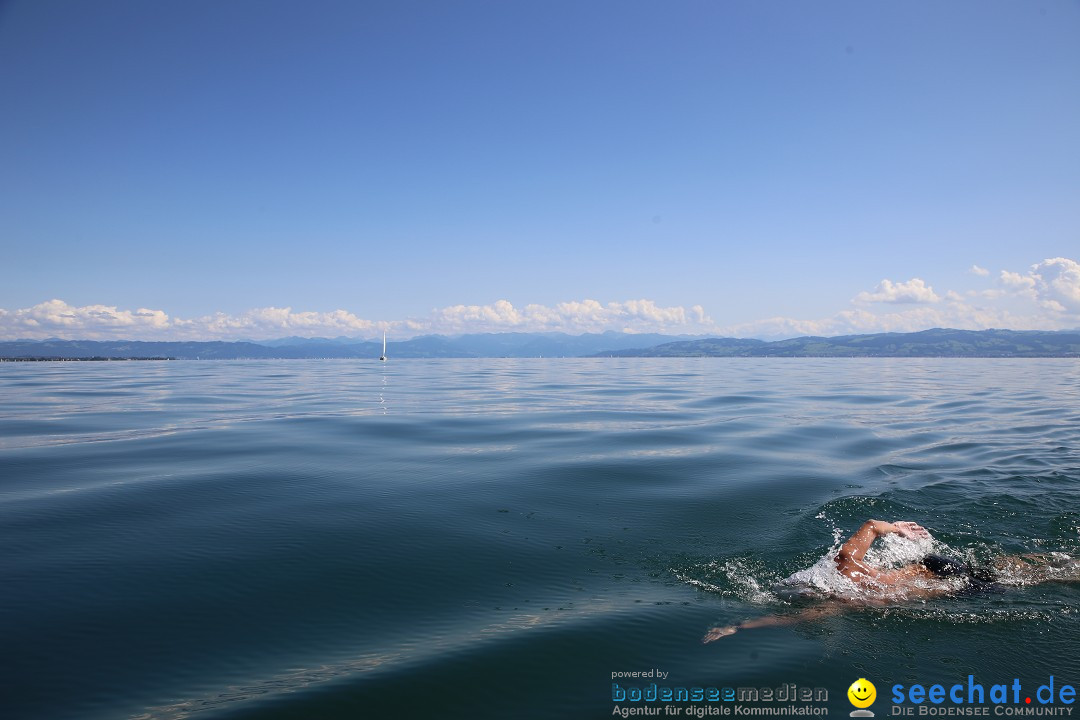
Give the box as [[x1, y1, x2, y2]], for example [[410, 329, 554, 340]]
[[836, 520, 896, 566], [703, 606, 843, 643], [836, 520, 930, 572]]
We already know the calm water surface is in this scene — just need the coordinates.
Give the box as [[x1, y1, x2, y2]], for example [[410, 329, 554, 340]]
[[2, 359, 1080, 719]]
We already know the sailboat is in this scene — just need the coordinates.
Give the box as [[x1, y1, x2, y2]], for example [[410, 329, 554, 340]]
[[379, 331, 387, 362]]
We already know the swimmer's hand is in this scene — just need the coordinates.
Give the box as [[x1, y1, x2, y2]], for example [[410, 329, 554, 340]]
[[703, 626, 738, 643], [893, 521, 931, 541]]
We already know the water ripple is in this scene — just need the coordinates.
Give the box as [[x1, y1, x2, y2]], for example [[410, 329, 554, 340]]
[[2, 358, 1080, 720]]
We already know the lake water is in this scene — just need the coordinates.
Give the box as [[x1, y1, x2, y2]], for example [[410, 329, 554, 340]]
[[2, 358, 1080, 719]]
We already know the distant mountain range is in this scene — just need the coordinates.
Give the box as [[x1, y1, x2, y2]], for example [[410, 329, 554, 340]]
[[596, 328, 1080, 358], [0, 332, 693, 360], [1, 328, 1078, 360]]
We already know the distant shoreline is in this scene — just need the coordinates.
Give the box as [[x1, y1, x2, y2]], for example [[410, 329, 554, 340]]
[[0, 357, 174, 362], [1, 328, 1079, 360], [2, 355, 1079, 362]]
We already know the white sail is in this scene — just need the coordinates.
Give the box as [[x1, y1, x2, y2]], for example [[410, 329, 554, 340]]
[[380, 331, 387, 362]]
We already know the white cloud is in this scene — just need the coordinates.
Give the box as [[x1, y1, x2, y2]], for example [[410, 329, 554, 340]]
[[0, 299, 171, 337], [721, 256, 1080, 339], [717, 302, 1043, 341], [0, 300, 379, 341], [999, 269, 1037, 296], [853, 278, 941, 304], [969, 264, 990, 276], [997, 258, 1080, 313], [1030, 257, 1080, 313], [3, 257, 1077, 343], [187, 307, 378, 337], [0, 298, 715, 341], [426, 298, 711, 335]]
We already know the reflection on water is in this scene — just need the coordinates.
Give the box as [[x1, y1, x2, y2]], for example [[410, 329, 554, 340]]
[[1, 358, 1078, 720]]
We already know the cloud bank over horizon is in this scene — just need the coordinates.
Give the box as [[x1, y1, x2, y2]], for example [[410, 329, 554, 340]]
[[3, 258, 1078, 342]]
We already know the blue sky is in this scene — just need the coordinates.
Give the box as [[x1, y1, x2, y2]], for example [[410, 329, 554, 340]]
[[1, 0, 1078, 340]]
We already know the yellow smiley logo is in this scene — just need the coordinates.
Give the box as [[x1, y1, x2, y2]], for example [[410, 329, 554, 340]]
[[848, 678, 876, 709]]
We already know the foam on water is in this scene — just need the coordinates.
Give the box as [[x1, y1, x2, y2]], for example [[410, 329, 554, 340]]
[[674, 557, 778, 604], [773, 531, 970, 603], [687, 507, 1080, 609]]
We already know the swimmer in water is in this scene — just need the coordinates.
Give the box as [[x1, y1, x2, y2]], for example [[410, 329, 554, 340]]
[[703, 519, 1079, 642]]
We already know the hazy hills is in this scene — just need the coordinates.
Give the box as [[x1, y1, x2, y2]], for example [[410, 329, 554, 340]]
[[0, 332, 691, 360], [2, 329, 1078, 360], [597, 328, 1080, 358]]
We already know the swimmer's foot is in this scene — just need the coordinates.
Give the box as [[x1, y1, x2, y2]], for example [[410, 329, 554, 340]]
[[992, 553, 1080, 584], [1044, 552, 1075, 568], [703, 626, 738, 643], [1011, 553, 1073, 567]]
